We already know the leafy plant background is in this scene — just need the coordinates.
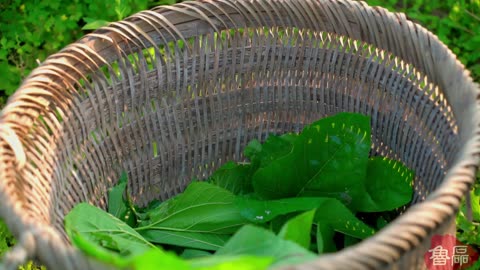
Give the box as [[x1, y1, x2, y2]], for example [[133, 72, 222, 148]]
[[0, 0, 177, 104], [0, 0, 479, 268], [0, 0, 479, 105]]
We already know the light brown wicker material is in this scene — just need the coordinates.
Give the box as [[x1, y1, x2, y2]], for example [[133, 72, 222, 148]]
[[0, 0, 479, 269]]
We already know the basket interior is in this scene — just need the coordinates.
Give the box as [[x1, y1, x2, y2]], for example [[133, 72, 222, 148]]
[[12, 25, 461, 242]]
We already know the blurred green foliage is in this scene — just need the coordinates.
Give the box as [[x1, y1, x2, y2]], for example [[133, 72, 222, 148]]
[[456, 182, 480, 249], [0, 219, 15, 256], [366, 0, 480, 81], [1, 217, 47, 269], [0, 0, 177, 99]]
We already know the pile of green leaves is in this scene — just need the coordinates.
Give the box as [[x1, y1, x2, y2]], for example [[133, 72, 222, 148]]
[[65, 113, 414, 269]]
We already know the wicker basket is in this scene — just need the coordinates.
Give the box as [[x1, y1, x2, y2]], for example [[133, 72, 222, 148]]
[[0, 0, 479, 269]]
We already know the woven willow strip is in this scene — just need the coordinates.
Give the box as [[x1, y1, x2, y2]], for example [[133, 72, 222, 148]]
[[0, 0, 479, 269]]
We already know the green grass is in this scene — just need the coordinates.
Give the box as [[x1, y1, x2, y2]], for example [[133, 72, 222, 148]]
[[0, 0, 479, 268]]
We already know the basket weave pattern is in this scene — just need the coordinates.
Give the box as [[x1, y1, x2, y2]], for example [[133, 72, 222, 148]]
[[0, 0, 479, 269]]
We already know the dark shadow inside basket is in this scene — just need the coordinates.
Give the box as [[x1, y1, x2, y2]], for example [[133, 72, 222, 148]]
[[41, 27, 460, 240]]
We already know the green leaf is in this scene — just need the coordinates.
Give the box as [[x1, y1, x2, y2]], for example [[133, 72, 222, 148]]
[[268, 214, 297, 234], [144, 199, 164, 210], [355, 157, 414, 212], [236, 196, 374, 239], [465, 189, 480, 221], [236, 197, 327, 224], [208, 161, 254, 195], [67, 204, 188, 269], [252, 113, 371, 204], [243, 139, 262, 161], [0, 219, 15, 256], [68, 230, 130, 267], [190, 255, 273, 270], [140, 230, 231, 251], [134, 199, 163, 220], [456, 211, 476, 234], [316, 223, 336, 253], [136, 182, 246, 234], [456, 187, 480, 246], [216, 225, 317, 267], [180, 249, 212, 259], [343, 235, 361, 248], [114, 1, 131, 20], [278, 210, 316, 249], [0, 62, 21, 95], [108, 172, 128, 218], [108, 172, 136, 226], [244, 135, 293, 168], [465, 259, 480, 270], [279, 133, 298, 143], [82, 20, 110, 30], [376, 216, 389, 230], [315, 198, 375, 239], [129, 249, 189, 270], [65, 203, 158, 260]]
